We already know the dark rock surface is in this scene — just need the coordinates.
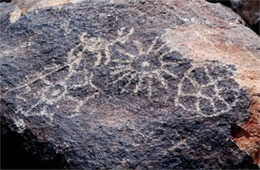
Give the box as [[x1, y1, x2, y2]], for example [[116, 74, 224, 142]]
[[0, 2, 15, 32], [0, 0, 12, 3], [0, 0, 259, 169]]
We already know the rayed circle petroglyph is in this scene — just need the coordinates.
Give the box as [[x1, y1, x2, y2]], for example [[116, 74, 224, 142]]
[[6, 27, 244, 120]]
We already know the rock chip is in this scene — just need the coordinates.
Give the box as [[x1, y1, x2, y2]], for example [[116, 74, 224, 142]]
[[0, 0, 259, 168]]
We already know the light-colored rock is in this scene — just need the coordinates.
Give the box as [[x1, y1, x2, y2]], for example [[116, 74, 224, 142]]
[[11, 0, 70, 14]]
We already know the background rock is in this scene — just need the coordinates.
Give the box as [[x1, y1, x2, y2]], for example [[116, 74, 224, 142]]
[[1, 0, 259, 169], [207, 0, 260, 35], [0, 0, 11, 2]]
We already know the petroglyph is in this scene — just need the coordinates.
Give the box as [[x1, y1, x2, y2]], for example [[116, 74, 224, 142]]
[[1, 1, 258, 168], [105, 30, 180, 98], [5, 27, 245, 121]]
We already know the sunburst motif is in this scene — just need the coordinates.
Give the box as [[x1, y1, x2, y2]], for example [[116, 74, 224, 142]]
[[106, 31, 183, 98], [4, 27, 244, 121]]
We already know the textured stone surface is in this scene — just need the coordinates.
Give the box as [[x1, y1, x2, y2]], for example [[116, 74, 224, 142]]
[[0, 2, 16, 32], [207, 0, 260, 35], [232, 95, 260, 166], [0, 0, 259, 168], [11, 0, 71, 14]]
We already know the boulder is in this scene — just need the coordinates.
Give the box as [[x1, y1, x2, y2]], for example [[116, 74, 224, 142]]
[[1, 0, 259, 168]]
